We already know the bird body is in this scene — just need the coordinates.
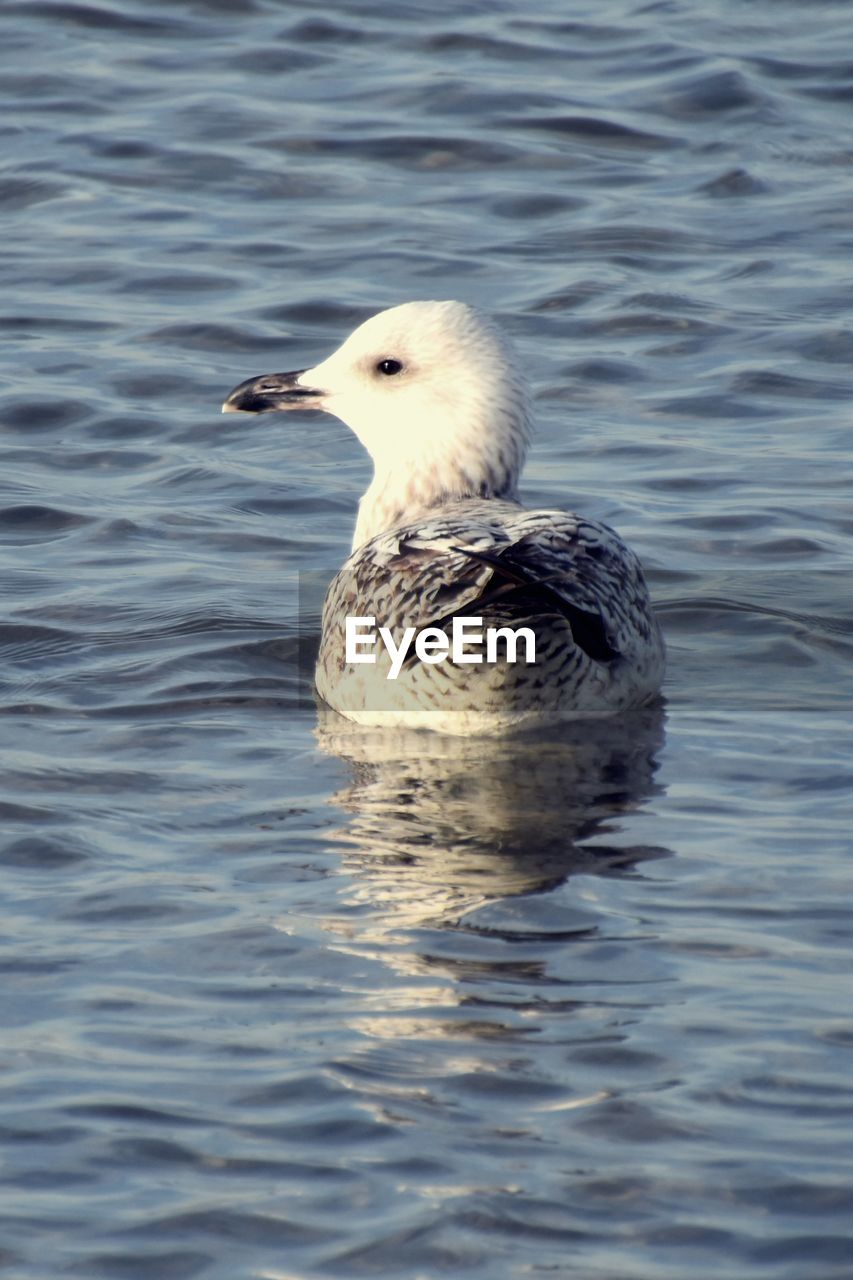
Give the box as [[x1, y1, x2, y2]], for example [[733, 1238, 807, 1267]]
[[223, 300, 664, 733]]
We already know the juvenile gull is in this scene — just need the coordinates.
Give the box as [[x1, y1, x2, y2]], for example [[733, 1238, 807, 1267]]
[[223, 300, 664, 733]]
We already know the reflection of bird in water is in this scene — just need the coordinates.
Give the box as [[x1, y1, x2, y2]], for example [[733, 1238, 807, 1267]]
[[315, 704, 668, 931], [224, 300, 664, 732]]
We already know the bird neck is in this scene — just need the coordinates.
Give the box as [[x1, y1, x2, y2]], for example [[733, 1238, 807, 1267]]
[[352, 460, 519, 551], [345, 386, 532, 551]]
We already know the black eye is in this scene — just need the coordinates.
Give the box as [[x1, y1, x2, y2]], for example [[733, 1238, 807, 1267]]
[[376, 358, 403, 376]]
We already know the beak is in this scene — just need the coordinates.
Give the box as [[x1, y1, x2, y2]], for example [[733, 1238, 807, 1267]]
[[221, 369, 325, 414]]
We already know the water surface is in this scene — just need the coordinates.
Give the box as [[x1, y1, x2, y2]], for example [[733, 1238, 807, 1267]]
[[1, 1, 853, 1276]]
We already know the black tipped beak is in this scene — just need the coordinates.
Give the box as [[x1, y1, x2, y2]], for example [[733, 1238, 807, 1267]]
[[221, 369, 324, 414]]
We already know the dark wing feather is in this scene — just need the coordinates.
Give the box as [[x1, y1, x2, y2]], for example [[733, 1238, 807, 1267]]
[[453, 546, 621, 663], [400, 542, 620, 670]]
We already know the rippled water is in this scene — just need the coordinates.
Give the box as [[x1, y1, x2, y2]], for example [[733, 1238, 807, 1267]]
[[2, 1, 853, 1276]]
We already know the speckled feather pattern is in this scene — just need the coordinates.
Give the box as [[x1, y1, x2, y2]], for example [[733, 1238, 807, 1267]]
[[317, 498, 665, 733]]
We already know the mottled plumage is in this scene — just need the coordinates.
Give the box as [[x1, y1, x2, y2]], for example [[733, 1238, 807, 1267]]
[[223, 300, 664, 733]]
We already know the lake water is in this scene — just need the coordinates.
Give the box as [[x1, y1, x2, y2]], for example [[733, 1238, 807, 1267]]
[[2, 1, 853, 1276]]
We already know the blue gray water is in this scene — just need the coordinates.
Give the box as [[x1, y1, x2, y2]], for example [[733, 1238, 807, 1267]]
[[2, 1, 853, 1276]]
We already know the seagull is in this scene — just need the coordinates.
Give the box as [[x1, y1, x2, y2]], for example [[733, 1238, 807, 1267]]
[[223, 300, 664, 733]]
